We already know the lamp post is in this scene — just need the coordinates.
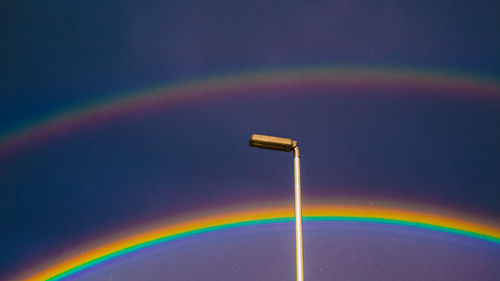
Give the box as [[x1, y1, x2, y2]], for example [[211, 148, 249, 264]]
[[249, 134, 304, 281]]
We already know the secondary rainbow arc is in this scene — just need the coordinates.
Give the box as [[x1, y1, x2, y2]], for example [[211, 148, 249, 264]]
[[14, 202, 500, 281], [1, 66, 500, 155]]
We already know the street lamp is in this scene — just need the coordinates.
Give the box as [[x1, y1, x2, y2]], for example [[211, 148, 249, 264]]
[[249, 134, 304, 281]]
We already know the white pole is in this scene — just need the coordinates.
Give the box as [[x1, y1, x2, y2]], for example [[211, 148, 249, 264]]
[[293, 146, 304, 281]]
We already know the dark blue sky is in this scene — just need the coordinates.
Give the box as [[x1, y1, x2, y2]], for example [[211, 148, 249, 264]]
[[2, 0, 500, 279]]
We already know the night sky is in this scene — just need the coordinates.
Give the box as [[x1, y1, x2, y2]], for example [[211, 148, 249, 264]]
[[2, 1, 500, 280]]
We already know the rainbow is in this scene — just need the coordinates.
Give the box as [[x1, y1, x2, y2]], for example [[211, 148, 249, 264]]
[[1, 66, 500, 154], [14, 200, 500, 281]]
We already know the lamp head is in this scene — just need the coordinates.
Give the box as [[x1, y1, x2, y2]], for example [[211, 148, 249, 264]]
[[249, 134, 297, 152]]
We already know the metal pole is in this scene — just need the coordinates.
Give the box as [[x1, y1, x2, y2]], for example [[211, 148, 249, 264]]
[[248, 134, 304, 280], [293, 145, 304, 281]]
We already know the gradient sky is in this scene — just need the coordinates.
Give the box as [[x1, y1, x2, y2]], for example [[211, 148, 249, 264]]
[[2, 0, 500, 279]]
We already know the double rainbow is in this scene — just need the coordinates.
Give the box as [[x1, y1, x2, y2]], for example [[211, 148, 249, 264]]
[[5, 66, 500, 280]]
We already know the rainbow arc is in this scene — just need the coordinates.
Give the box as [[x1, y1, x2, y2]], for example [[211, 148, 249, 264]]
[[1, 66, 499, 154], [15, 202, 500, 281]]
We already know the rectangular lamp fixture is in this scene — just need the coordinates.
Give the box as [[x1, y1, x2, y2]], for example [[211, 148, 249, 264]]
[[249, 134, 297, 152]]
